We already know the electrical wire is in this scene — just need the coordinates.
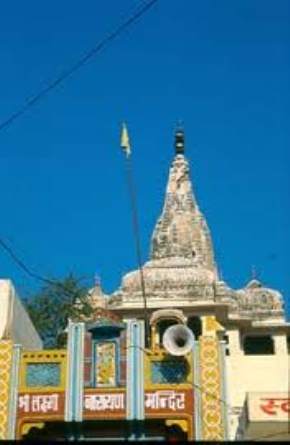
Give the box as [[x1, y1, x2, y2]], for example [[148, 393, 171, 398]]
[[0, 0, 159, 133], [125, 347, 290, 441], [0, 237, 85, 301], [122, 345, 232, 410], [1, 237, 228, 408], [0, 237, 229, 408], [1, 237, 288, 441], [0, 237, 54, 285]]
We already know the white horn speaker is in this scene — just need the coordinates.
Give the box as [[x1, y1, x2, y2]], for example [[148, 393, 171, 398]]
[[162, 324, 194, 356]]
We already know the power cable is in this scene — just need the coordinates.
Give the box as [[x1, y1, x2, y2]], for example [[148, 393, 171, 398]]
[[2, 238, 287, 441], [0, 0, 159, 133], [0, 237, 86, 302], [0, 237, 54, 285], [126, 348, 289, 441], [123, 345, 232, 410]]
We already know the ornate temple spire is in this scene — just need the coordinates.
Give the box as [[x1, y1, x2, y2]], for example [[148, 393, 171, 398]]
[[150, 129, 216, 272]]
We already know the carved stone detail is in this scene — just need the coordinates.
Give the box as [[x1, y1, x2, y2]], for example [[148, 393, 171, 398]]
[[150, 155, 216, 271], [107, 150, 285, 322], [235, 279, 284, 317]]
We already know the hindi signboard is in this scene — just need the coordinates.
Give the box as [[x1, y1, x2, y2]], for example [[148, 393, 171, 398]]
[[18, 391, 65, 418], [247, 392, 290, 422], [83, 388, 193, 419], [83, 390, 126, 419], [145, 389, 193, 416], [17, 388, 193, 421]]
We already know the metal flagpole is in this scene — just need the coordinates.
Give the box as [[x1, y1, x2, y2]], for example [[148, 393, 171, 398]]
[[121, 123, 150, 347]]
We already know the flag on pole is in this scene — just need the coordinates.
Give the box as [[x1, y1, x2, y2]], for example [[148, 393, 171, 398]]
[[120, 122, 131, 157]]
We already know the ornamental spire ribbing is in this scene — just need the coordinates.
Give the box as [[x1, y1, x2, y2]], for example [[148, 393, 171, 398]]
[[150, 129, 216, 273]]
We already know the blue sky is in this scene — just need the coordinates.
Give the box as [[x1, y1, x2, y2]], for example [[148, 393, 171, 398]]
[[0, 0, 289, 316]]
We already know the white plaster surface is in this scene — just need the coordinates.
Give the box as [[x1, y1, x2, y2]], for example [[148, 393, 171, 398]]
[[226, 333, 289, 439], [0, 279, 42, 349]]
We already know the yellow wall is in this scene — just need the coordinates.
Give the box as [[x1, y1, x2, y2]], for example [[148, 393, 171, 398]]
[[0, 340, 13, 440], [19, 349, 67, 393]]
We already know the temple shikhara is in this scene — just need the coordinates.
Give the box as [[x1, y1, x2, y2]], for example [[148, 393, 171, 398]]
[[0, 129, 289, 441]]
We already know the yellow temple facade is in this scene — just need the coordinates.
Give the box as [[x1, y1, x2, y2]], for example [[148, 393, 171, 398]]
[[0, 130, 289, 441]]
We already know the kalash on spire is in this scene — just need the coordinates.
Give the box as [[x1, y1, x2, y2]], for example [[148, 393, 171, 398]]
[[175, 126, 185, 155], [110, 127, 220, 310]]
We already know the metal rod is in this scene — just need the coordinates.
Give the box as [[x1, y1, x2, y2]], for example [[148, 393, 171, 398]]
[[124, 155, 150, 347]]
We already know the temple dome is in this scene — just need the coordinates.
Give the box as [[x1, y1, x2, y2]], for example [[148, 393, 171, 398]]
[[236, 279, 284, 315], [121, 258, 216, 293], [109, 256, 217, 308]]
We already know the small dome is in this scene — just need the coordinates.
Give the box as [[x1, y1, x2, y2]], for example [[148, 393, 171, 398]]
[[236, 280, 284, 314]]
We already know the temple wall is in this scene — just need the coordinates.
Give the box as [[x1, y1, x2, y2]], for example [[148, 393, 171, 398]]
[[0, 280, 42, 350], [0, 281, 10, 339], [225, 330, 289, 439], [0, 340, 13, 439]]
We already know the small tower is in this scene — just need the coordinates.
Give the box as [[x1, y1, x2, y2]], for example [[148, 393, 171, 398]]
[[87, 274, 107, 310]]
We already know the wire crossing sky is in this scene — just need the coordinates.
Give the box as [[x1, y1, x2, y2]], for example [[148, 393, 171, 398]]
[[0, 0, 289, 316], [0, 0, 159, 132]]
